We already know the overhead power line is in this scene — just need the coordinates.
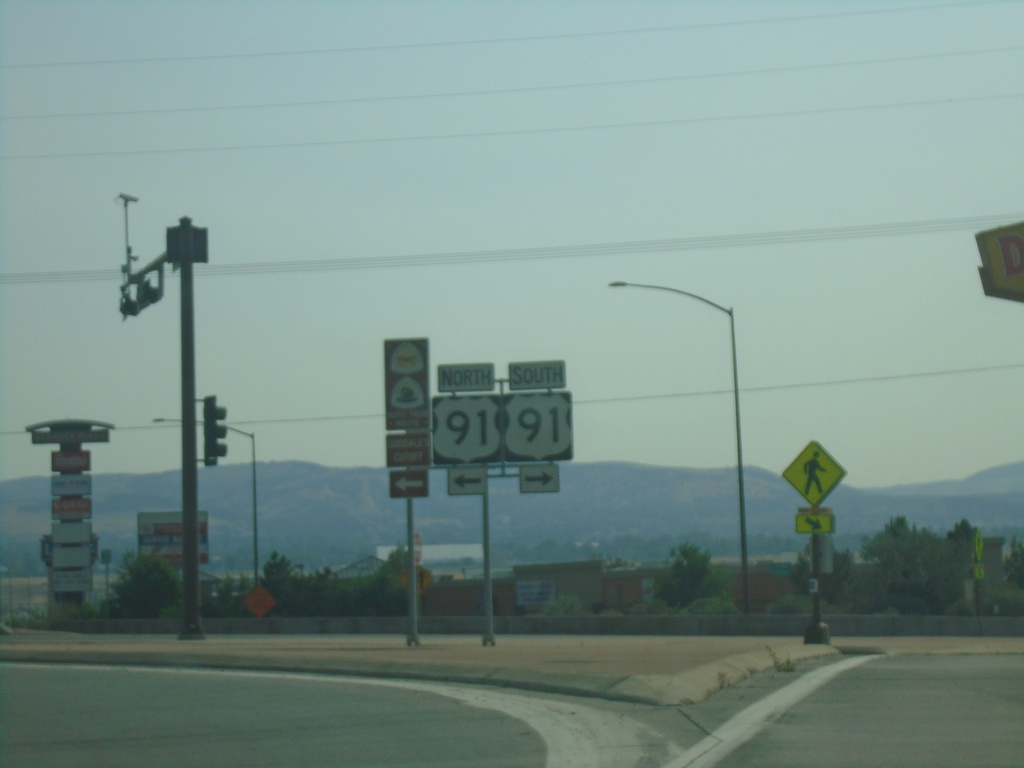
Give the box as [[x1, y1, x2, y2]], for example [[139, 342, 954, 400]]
[[3, 92, 1021, 160], [1, 213, 1020, 286], [0, 1, 1007, 69], [8, 360, 1013, 438], [5, 45, 1019, 122]]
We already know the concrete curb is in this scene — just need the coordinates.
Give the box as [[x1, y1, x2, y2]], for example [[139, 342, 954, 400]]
[[0, 633, 842, 705]]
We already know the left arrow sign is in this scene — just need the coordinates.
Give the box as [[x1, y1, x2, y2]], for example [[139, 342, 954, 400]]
[[390, 469, 428, 498]]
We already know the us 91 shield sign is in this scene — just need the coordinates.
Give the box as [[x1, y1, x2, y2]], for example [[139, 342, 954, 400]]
[[431, 393, 572, 465]]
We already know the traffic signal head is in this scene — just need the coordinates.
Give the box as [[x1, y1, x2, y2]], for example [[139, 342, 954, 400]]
[[202, 395, 228, 466]]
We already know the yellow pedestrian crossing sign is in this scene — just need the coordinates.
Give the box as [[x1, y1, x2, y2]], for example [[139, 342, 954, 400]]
[[783, 441, 846, 506]]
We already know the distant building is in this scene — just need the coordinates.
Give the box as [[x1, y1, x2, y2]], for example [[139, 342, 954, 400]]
[[420, 559, 794, 617]]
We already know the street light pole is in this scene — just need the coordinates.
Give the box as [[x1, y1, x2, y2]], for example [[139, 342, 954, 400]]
[[609, 281, 751, 614], [153, 419, 260, 589], [225, 426, 260, 589]]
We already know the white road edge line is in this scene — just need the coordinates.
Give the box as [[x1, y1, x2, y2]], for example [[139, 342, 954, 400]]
[[663, 654, 879, 768]]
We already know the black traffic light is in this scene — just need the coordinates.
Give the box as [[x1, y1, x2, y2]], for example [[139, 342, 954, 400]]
[[202, 396, 228, 466]]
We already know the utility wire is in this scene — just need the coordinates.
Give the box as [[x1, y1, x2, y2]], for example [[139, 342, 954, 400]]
[[2, 213, 1020, 286], [12, 360, 1015, 437], [4, 92, 1021, 161], [5, 44, 1019, 122], [0, 0, 1009, 69]]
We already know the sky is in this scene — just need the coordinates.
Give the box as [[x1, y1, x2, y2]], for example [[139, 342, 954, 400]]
[[1, 0, 1021, 491]]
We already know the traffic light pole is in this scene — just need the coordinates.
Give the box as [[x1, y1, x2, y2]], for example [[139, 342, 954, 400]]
[[177, 217, 204, 640]]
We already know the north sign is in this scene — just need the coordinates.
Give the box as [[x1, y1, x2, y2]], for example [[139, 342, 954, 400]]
[[437, 363, 495, 393]]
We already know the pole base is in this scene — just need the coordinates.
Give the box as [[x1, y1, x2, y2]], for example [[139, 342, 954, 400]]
[[178, 628, 206, 641], [804, 622, 831, 645]]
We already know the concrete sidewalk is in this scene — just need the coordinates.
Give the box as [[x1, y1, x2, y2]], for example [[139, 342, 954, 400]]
[[1, 629, 1020, 705]]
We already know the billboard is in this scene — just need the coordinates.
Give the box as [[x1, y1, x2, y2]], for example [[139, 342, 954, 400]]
[[137, 511, 209, 566]]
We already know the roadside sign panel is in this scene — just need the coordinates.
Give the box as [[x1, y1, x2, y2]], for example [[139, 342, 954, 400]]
[[53, 568, 93, 593], [51, 474, 91, 497], [503, 392, 573, 462], [431, 395, 503, 465], [52, 450, 90, 473], [389, 469, 429, 498], [137, 511, 209, 565], [516, 579, 555, 607], [448, 466, 488, 495], [438, 363, 495, 393], [976, 221, 1024, 303], [52, 520, 92, 545], [795, 509, 835, 534], [386, 432, 432, 468], [53, 544, 92, 569], [244, 586, 277, 618], [519, 463, 560, 493], [782, 440, 846, 506], [384, 338, 430, 430], [508, 360, 566, 391], [52, 496, 92, 518], [31, 429, 109, 445]]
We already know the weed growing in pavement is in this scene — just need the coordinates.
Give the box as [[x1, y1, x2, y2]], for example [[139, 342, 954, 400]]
[[717, 671, 729, 690], [767, 646, 796, 672]]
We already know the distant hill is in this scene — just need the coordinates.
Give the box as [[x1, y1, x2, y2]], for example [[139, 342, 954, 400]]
[[2, 461, 1021, 573]]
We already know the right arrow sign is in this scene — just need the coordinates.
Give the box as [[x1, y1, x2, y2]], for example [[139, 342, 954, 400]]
[[519, 463, 560, 494]]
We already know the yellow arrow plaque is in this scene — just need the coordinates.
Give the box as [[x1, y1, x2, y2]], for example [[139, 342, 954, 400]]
[[795, 509, 835, 534]]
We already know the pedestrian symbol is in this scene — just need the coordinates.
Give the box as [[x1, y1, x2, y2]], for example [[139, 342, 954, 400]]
[[782, 441, 846, 506]]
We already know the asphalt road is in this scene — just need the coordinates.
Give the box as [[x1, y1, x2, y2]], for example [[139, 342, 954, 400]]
[[1, 664, 550, 768], [701, 655, 1024, 767]]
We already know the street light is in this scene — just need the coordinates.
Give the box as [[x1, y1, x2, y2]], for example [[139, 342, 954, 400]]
[[609, 281, 750, 614], [154, 418, 260, 588]]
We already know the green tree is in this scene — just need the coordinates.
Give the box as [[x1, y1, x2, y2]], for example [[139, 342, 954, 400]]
[[859, 517, 970, 615], [201, 574, 253, 619], [655, 542, 732, 610], [111, 552, 182, 619], [1005, 537, 1024, 588]]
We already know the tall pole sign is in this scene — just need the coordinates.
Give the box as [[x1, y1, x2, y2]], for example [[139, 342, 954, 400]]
[[432, 358, 572, 647], [26, 420, 113, 608], [782, 440, 846, 645], [119, 198, 210, 640], [384, 338, 431, 647]]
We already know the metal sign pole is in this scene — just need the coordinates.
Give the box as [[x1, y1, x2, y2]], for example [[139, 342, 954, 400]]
[[482, 483, 495, 646], [406, 497, 420, 647]]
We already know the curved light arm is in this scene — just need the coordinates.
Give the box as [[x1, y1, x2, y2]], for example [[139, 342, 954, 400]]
[[609, 281, 732, 316]]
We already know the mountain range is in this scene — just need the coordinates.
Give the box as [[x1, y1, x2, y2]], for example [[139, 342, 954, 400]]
[[2, 461, 1021, 573]]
